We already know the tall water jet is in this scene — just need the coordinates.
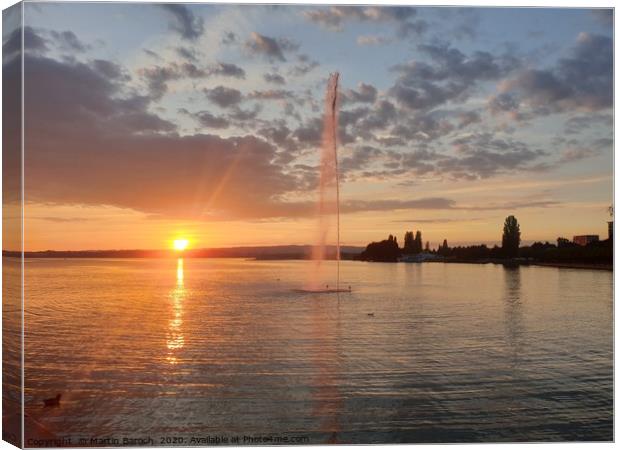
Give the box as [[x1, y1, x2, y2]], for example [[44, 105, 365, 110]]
[[308, 72, 342, 292]]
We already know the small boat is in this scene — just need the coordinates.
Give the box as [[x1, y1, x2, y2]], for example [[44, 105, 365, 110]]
[[43, 394, 61, 408]]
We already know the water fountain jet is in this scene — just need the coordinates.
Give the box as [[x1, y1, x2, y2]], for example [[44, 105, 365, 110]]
[[300, 72, 349, 294]]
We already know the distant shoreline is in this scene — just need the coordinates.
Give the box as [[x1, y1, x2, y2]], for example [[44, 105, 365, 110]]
[[1, 245, 364, 260], [3, 253, 611, 271]]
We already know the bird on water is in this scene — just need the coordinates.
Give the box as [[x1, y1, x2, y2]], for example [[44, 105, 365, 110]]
[[43, 394, 61, 408]]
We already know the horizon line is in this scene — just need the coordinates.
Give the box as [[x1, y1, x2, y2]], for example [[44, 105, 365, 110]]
[[5, 238, 583, 254]]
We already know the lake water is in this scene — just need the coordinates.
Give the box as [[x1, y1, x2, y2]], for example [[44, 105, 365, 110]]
[[12, 258, 614, 444]]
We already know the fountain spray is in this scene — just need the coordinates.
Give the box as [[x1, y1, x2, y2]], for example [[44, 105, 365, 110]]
[[310, 73, 341, 291]]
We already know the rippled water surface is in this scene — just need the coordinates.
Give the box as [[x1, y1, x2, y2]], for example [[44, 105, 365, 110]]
[[19, 258, 612, 444]]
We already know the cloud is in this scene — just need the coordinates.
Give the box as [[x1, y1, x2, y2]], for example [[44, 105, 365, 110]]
[[396, 20, 429, 38], [23, 54, 175, 138], [397, 113, 455, 141], [391, 217, 484, 223], [497, 32, 612, 114], [339, 106, 371, 128], [486, 92, 529, 121], [247, 89, 294, 100], [342, 126, 551, 181], [140, 62, 208, 99], [92, 59, 128, 82], [558, 137, 611, 163], [559, 146, 600, 163], [3, 26, 48, 58], [49, 30, 89, 52], [488, 92, 519, 114], [18, 52, 315, 221], [245, 32, 299, 62], [176, 46, 197, 62], [389, 43, 518, 111], [356, 35, 390, 46], [357, 100, 396, 130], [455, 200, 560, 211], [33, 216, 95, 223], [44, 30, 90, 53], [140, 61, 244, 100], [340, 145, 384, 174], [343, 83, 377, 103], [257, 122, 292, 146], [140, 65, 182, 99], [143, 48, 160, 59], [288, 54, 319, 76], [13, 23, 593, 225], [564, 113, 613, 134], [204, 86, 243, 108], [159, 4, 204, 41], [303, 6, 426, 39], [303, 6, 417, 34], [264, 72, 286, 85], [293, 117, 322, 146], [18, 42, 423, 221], [228, 105, 262, 122], [302, 6, 353, 30], [182, 103, 262, 128], [221, 31, 237, 45], [441, 133, 547, 179], [457, 110, 481, 129], [397, 149, 439, 175], [341, 197, 456, 213], [209, 62, 246, 79], [360, 6, 416, 23], [190, 111, 230, 129]]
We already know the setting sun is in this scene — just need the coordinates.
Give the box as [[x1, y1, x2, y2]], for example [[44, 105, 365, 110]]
[[173, 239, 189, 251]]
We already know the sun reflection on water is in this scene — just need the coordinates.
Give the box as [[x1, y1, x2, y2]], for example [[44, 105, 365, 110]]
[[176, 258, 184, 285], [166, 258, 185, 363]]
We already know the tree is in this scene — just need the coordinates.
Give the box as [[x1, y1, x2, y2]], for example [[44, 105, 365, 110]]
[[502, 215, 521, 258], [414, 231, 423, 253], [425, 241, 430, 252], [557, 237, 571, 248], [438, 239, 449, 256], [360, 235, 402, 262], [403, 231, 415, 253]]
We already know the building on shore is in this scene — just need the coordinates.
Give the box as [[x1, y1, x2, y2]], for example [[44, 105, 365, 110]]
[[399, 252, 443, 263], [573, 235, 599, 246], [608, 221, 613, 240]]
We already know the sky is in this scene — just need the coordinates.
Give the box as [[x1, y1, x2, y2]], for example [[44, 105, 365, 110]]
[[2, 3, 614, 251]]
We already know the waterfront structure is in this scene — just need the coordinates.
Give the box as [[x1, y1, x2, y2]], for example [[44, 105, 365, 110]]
[[573, 235, 599, 246]]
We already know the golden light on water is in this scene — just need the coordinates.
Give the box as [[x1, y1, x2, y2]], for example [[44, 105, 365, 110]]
[[176, 258, 184, 284], [167, 258, 185, 360], [173, 238, 189, 251]]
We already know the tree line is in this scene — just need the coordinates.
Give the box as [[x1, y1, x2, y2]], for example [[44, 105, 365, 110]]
[[359, 215, 611, 265]]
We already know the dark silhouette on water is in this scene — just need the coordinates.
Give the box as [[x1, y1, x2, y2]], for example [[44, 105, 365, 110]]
[[43, 394, 61, 408], [359, 234, 400, 262], [359, 215, 612, 268], [502, 215, 521, 258]]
